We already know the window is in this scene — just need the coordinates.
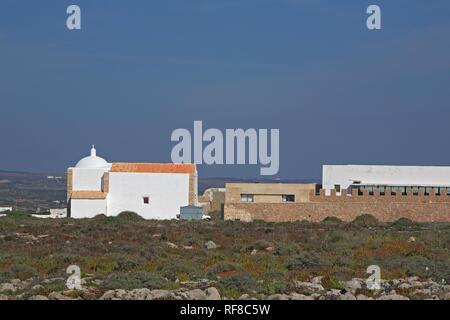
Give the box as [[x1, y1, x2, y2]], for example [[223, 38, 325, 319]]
[[424, 187, 430, 196], [334, 184, 341, 193], [390, 186, 396, 196], [143, 196, 149, 204], [435, 187, 441, 196], [413, 186, 419, 196], [241, 194, 254, 202], [368, 186, 374, 196], [282, 194, 295, 202], [379, 186, 385, 196]]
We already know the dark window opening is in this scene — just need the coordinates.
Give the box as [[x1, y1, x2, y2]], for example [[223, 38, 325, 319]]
[[143, 196, 149, 204], [282, 194, 295, 202]]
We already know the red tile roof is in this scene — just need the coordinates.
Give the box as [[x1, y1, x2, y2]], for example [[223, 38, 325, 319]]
[[110, 163, 196, 174]]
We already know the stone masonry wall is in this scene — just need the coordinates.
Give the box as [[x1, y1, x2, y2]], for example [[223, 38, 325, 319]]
[[224, 187, 450, 222]]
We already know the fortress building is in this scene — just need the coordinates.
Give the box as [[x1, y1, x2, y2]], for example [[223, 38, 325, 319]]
[[67, 146, 197, 219], [223, 165, 450, 223]]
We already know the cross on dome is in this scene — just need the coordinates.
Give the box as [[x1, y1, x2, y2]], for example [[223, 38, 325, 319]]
[[74, 145, 109, 169]]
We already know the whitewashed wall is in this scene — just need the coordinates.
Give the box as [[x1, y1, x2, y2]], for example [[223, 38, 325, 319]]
[[70, 199, 107, 218], [107, 172, 189, 219], [72, 168, 109, 191], [323, 165, 450, 195]]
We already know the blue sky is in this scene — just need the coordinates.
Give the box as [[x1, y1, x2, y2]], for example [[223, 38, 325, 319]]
[[0, 0, 449, 179]]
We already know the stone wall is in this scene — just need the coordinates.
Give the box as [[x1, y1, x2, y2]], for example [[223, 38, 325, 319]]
[[66, 169, 73, 201], [225, 183, 316, 203], [224, 187, 450, 222]]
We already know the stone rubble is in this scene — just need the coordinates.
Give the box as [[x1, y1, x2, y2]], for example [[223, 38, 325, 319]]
[[0, 276, 448, 300]]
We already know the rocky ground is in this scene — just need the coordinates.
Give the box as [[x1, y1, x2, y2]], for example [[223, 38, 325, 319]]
[[1, 275, 449, 300]]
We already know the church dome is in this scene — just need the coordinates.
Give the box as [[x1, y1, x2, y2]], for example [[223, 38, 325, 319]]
[[75, 145, 110, 169]]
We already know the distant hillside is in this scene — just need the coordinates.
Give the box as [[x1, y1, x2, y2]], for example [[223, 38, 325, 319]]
[[0, 169, 319, 210]]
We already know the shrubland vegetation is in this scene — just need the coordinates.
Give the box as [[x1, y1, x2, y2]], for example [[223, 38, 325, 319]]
[[0, 210, 449, 298]]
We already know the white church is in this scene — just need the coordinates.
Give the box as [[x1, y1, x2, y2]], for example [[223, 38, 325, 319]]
[[67, 146, 198, 219]]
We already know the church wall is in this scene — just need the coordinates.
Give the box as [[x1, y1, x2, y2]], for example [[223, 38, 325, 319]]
[[107, 172, 190, 219], [72, 168, 109, 191], [70, 198, 107, 219]]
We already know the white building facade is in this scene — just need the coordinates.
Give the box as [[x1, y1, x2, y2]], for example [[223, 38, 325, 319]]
[[67, 146, 197, 219], [323, 164, 450, 196]]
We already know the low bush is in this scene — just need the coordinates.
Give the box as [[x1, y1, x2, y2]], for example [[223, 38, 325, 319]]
[[350, 214, 379, 227], [102, 271, 166, 290], [218, 272, 261, 296], [286, 251, 329, 271]]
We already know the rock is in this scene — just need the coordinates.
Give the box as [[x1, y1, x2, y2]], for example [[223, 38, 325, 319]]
[[408, 236, 416, 243], [0, 283, 17, 293], [311, 276, 323, 285], [205, 287, 221, 300], [407, 276, 419, 283], [250, 249, 257, 256], [413, 288, 431, 296], [48, 292, 75, 300], [398, 283, 411, 290], [29, 295, 49, 300], [356, 294, 373, 300], [445, 292, 450, 300], [0, 294, 9, 300], [376, 294, 410, 300], [183, 246, 193, 250], [267, 294, 288, 300], [344, 279, 362, 292], [205, 241, 217, 250], [265, 246, 274, 252], [338, 292, 356, 300], [292, 281, 324, 292], [186, 289, 207, 300], [289, 293, 314, 300], [32, 284, 44, 292], [100, 289, 128, 300], [166, 242, 178, 249], [148, 290, 174, 300], [127, 288, 153, 300], [239, 294, 250, 300]]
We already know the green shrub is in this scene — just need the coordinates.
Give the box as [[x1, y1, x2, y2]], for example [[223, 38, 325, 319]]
[[390, 218, 420, 229], [116, 211, 144, 221], [10, 264, 38, 280], [350, 214, 379, 227], [322, 216, 343, 224], [102, 271, 166, 290], [321, 275, 343, 290], [275, 243, 300, 256], [156, 258, 203, 281], [286, 251, 329, 270], [218, 273, 261, 295]]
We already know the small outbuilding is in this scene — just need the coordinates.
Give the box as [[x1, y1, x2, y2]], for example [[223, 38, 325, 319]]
[[179, 205, 204, 220]]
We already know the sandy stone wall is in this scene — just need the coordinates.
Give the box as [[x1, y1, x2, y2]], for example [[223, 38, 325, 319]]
[[224, 202, 450, 222], [188, 173, 196, 205], [224, 187, 450, 222], [66, 169, 73, 201]]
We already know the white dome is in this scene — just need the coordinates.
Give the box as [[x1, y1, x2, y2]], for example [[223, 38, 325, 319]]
[[75, 146, 110, 169]]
